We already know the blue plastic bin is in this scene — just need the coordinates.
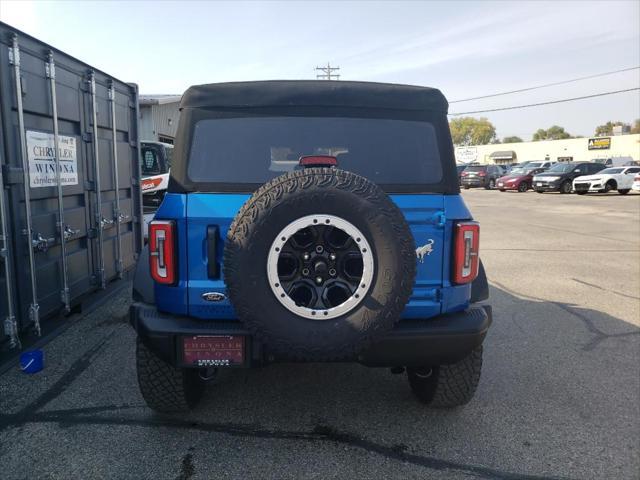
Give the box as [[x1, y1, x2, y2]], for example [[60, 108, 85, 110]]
[[19, 350, 44, 374]]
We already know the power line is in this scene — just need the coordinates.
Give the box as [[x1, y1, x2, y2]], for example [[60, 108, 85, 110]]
[[448, 87, 640, 116], [316, 62, 340, 80], [449, 66, 640, 103]]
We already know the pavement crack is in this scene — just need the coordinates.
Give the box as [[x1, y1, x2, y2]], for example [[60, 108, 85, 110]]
[[3, 411, 572, 480], [490, 281, 640, 351], [571, 278, 640, 301], [176, 448, 195, 480]]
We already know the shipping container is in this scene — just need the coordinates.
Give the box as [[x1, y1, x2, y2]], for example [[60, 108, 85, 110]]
[[0, 22, 142, 350]]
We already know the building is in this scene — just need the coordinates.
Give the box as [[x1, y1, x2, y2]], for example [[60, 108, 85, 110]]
[[139, 94, 182, 144], [455, 134, 640, 165]]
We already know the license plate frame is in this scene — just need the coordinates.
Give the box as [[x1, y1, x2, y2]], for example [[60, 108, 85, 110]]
[[181, 335, 246, 367]]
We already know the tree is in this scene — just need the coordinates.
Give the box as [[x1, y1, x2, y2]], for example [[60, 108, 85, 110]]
[[502, 136, 523, 143], [449, 117, 497, 146], [631, 119, 640, 134], [532, 125, 572, 141], [594, 121, 627, 137]]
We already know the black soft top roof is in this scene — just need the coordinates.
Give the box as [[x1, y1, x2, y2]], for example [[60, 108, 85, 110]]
[[180, 80, 448, 112]]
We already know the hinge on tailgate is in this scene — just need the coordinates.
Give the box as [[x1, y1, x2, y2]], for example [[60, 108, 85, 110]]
[[432, 211, 446, 228]]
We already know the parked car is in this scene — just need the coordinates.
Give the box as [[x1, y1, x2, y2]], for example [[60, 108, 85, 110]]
[[591, 156, 635, 167], [632, 173, 640, 192], [460, 164, 503, 189], [497, 165, 511, 175], [456, 164, 467, 184], [497, 167, 546, 192], [130, 80, 492, 412], [524, 160, 554, 170], [573, 166, 640, 195], [532, 162, 604, 193]]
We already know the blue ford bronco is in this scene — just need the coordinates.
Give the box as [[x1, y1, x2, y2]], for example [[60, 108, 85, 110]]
[[130, 81, 491, 412]]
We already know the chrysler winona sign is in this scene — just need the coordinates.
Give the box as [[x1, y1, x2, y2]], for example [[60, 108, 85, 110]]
[[26, 130, 78, 188]]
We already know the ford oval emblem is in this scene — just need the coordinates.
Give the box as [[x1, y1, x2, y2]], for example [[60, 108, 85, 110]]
[[202, 292, 226, 302]]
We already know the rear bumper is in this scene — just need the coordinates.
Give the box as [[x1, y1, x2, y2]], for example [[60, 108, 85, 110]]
[[461, 178, 487, 187], [130, 302, 492, 368], [573, 181, 604, 193], [533, 181, 560, 191]]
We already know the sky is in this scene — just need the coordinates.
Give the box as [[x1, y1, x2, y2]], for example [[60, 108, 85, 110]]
[[1, 0, 639, 140]]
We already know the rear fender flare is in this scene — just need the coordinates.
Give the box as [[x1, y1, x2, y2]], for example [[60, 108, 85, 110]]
[[470, 259, 489, 303], [133, 246, 155, 304]]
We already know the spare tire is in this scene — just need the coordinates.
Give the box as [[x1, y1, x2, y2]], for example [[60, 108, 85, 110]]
[[223, 168, 416, 361]]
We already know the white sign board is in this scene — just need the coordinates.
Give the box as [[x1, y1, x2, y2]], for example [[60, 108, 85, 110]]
[[26, 130, 78, 188], [455, 146, 478, 163]]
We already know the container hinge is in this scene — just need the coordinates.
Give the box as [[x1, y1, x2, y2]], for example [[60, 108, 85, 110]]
[[60, 287, 70, 308], [97, 268, 106, 289], [129, 140, 137, 148], [131, 177, 139, 186], [87, 228, 98, 239], [89, 274, 98, 285], [84, 180, 95, 191], [432, 211, 446, 229], [45, 61, 55, 79], [1, 165, 23, 185], [128, 100, 135, 109], [4, 315, 21, 350], [82, 132, 93, 143], [0, 245, 7, 259], [8, 43, 20, 66]]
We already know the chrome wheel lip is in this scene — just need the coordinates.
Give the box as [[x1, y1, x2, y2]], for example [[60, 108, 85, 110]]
[[266, 214, 374, 320]]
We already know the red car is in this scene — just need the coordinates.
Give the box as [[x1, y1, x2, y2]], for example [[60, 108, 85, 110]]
[[497, 167, 546, 192]]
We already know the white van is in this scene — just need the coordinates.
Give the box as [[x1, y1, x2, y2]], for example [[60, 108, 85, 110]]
[[591, 156, 636, 167]]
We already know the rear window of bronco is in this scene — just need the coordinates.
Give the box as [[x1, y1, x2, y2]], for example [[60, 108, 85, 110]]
[[186, 116, 443, 186]]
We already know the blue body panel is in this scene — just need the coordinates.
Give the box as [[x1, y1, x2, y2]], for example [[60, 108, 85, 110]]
[[154, 192, 475, 320]]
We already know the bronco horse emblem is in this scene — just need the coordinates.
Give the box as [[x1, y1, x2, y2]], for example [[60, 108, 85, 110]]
[[415, 239, 435, 263]]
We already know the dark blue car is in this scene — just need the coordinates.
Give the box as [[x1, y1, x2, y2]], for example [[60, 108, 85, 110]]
[[131, 81, 491, 412]]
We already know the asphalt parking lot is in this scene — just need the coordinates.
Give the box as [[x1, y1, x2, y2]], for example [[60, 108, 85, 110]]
[[1, 189, 638, 480]]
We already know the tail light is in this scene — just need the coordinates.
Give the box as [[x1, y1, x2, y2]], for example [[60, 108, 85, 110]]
[[453, 222, 479, 284], [149, 220, 176, 284], [461, 171, 468, 177], [478, 171, 486, 177]]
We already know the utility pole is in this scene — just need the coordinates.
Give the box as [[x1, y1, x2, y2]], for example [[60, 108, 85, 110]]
[[315, 62, 340, 80]]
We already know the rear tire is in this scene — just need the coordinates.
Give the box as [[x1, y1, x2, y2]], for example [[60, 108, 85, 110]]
[[536, 190, 544, 194], [517, 182, 528, 192], [136, 338, 205, 413], [464, 185, 470, 190], [407, 346, 483, 408], [618, 189, 630, 195]]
